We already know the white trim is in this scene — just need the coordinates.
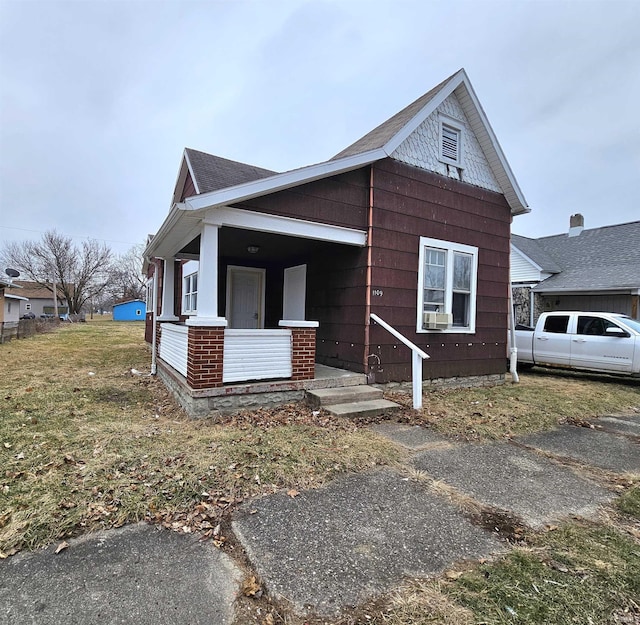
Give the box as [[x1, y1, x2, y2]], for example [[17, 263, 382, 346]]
[[278, 320, 319, 328], [416, 236, 478, 334], [182, 271, 198, 315], [185, 149, 385, 212], [185, 316, 228, 327], [204, 206, 367, 247], [5, 294, 28, 301], [381, 69, 528, 215], [225, 266, 266, 329], [183, 150, 201, 194]]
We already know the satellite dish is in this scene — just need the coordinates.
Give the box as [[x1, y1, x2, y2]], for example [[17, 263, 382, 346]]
[[5, 268, 20, 278]]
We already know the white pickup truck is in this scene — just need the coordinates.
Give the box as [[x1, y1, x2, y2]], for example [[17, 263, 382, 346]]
[[513, 312, 640, 377]]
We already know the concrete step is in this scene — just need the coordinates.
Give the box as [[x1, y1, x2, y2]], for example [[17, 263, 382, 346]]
[[324, 398, 402, 419], [306, 385, 383, 409]]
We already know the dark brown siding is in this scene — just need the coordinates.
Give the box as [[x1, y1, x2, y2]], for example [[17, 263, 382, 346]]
[[234, 169, 369, 230], [307, 245, 367, 372], [180, 172, 197, 201], [368, 159, 511, 382]]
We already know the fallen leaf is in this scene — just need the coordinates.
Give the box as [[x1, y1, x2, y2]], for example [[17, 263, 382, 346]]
[[3, 442, 11, 449], [55, 541, 69, 554], [241, 575, 262, 598], [445, 570, 463, 580], [287, 489, 300, 498], [15, 452, 25, 460], [262, 614, 275, 625]]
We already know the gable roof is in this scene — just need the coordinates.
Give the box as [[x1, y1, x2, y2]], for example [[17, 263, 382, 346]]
[[513, 221, 640, 293], [511, 234, 562, 274], [148, 69, 529, 260], [332, 75, 453, 160], [184, 148, 276, 194]]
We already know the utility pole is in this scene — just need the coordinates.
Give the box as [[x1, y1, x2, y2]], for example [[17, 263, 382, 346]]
[[50, 262, 59, 318]]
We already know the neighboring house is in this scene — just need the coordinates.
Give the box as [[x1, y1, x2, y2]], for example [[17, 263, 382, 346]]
[[113, 299, 146, 321], [13, 281, 68, 318], [144, 69, 530, 415], [0, 278, 27, 343], [511, 215, 640, 326]]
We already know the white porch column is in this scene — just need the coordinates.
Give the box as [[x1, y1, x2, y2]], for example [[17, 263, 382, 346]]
[[186, 222, 227, 327], [158, 258, 179, 321]]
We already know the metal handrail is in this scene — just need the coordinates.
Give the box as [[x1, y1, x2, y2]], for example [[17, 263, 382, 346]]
[[370, 313, 430, 409]]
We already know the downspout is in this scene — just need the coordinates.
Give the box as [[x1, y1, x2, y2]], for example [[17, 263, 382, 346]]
[[150, 259, 160, 375], [529, 287, 535, 327], [363, 165, 374, 380], [509, 284, 519, 383]]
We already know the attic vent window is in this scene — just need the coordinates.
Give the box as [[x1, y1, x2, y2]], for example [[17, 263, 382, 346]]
[[439, 118, 463, 167]]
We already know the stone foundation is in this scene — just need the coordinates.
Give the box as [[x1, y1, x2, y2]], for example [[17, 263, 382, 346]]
[[376, 373, 505, 394]]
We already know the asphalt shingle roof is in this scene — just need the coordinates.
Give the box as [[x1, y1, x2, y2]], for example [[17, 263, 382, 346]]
[[515, 221, 640, 292], [185, 148, 276, 195], [331, 75, 453, 160], [511, 234, 562, 274]]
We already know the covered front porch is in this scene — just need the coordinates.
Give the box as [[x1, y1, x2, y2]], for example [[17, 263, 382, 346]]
[[145, 202, 368, 414]]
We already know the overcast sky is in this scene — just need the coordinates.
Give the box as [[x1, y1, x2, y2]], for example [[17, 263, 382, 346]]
[[1, 0, 638, 256]]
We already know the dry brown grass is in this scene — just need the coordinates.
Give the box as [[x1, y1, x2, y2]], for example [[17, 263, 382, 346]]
[[387, 370, 640, 440], [0, 321, 402, 556]]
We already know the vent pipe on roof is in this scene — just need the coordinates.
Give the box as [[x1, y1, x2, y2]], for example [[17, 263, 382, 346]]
[[568, 213, 584, 237]]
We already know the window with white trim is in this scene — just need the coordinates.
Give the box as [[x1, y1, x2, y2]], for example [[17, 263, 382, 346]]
[[183, 272, 198, 314], [438, 116, 464, 167], [145, 279, 154, 313], [417, 237, 478, 333]]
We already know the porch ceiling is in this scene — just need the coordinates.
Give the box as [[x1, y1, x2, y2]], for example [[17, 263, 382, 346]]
[[178, 227, 355, 263]]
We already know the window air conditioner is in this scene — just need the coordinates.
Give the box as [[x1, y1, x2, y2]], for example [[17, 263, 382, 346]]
[[423, 311, 452, 329]]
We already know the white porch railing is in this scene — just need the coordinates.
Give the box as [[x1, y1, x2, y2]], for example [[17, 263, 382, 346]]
[[160, 323, 188, 377], [370, 313, 430, 409], [223, 329, 292, 383]]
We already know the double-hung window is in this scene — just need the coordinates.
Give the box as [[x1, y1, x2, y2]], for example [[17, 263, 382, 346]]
[[417, 237, 478, 333], [183, 272, 198, 314]]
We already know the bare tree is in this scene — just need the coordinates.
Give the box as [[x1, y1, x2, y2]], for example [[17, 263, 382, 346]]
[[107, 244, 146, 302], [1, 230, 112, 314]]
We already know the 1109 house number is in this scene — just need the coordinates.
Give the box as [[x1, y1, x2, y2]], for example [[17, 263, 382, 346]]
[[372, 289, 384, 297]]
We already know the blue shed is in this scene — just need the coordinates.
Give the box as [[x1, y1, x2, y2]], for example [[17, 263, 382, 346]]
[[113, 299, 146, 321]]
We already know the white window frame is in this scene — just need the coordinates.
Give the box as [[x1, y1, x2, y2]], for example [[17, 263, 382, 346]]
[[438, 115, 464, 168], [417, 237, 478, 334], [145, 279, 155, 313], [183, 272, 198, 315]]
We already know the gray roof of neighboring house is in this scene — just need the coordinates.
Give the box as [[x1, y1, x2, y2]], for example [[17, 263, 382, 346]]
[[515, 221, 640, 292], [185, 148, 276, 194], [511, 234, 562, 274]]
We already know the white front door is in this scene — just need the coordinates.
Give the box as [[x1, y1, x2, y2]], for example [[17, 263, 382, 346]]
[[226, 266, 265, 329]]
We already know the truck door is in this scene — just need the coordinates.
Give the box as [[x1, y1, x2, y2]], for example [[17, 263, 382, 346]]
[[534, 314, 572, 366], [571, 315, 635, 373]]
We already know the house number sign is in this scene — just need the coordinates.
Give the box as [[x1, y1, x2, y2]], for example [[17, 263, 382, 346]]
[[372, 289, 384, 297]]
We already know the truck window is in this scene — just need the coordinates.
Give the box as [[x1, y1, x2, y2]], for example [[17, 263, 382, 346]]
[[543, 315, 570, 334], [577, 316, 620, 336]]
